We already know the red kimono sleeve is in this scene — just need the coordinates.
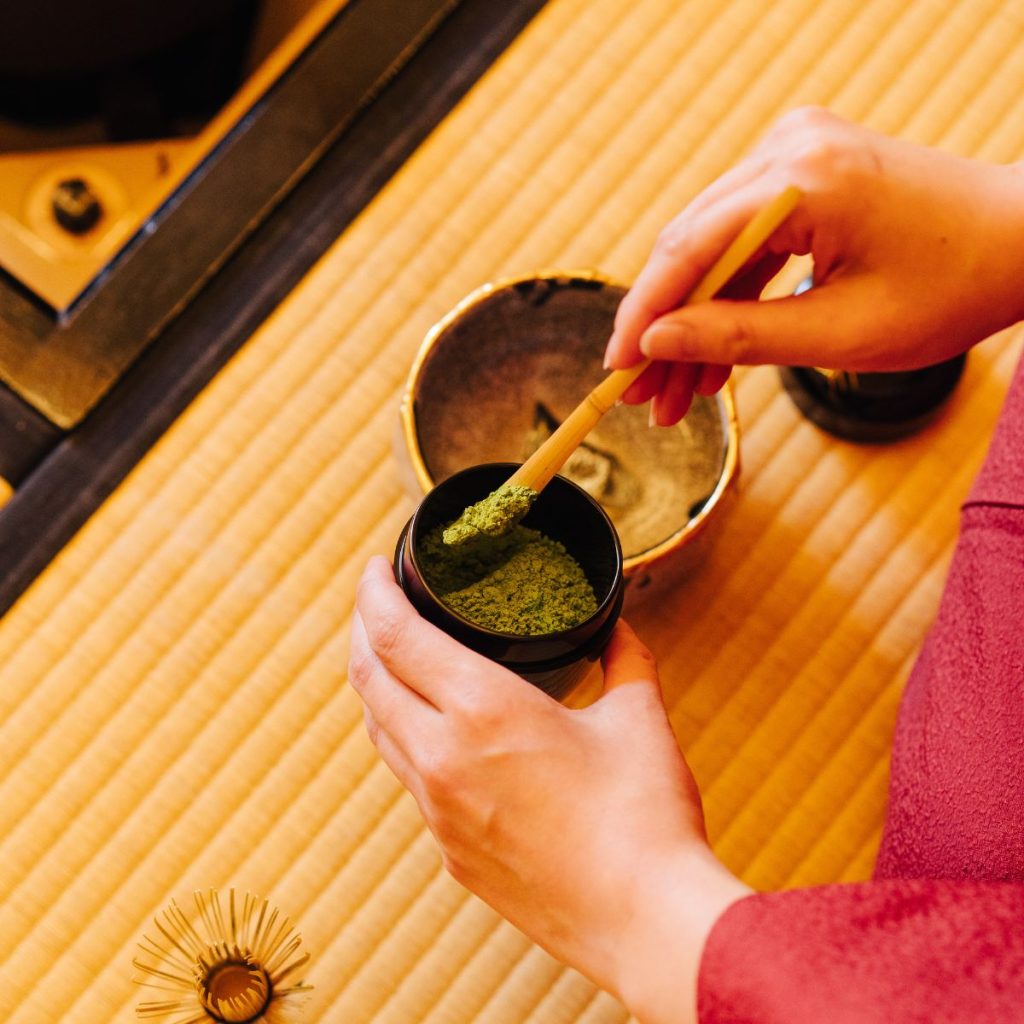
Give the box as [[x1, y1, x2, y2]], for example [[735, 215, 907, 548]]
[[699, 352, 1024, 1023], [698, 880, 1024, 1023]]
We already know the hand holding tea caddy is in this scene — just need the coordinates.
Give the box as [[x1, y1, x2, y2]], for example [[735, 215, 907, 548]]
[[351, 108, 1024, 1024], [351, 563, 743, 1022]]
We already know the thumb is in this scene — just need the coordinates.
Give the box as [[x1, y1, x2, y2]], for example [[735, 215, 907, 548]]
[[639, 276, 881, 370], [600, 620, 663, 699]]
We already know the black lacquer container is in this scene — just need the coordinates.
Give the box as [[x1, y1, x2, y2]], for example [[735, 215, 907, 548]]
[[778, 277, 967, 441], [778, 359, 967, 441], [394, 463, 624, 701]]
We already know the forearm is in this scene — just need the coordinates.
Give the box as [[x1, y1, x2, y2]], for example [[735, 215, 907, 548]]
[[1004, 162, 1024, 326], [969, 158, 1024, 332], [610, 846, 752, 1024]]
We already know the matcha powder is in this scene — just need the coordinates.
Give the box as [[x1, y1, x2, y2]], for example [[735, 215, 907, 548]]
[[442, 484, 537, 546], [418, 523, 598, 635]]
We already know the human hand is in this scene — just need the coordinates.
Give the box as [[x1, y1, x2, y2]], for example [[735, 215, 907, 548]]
[[349, 556, 749, 1024], [605, 106, 1024, 425]]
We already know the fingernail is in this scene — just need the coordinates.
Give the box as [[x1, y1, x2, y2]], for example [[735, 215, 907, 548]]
[[603, 332, 617, 369]]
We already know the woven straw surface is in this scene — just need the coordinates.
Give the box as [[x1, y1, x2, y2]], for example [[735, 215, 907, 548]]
[[2, 1, 1024, 1021]]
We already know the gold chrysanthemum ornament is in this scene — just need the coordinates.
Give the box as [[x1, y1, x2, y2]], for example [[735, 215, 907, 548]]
[[134, 889, 312, 1023]]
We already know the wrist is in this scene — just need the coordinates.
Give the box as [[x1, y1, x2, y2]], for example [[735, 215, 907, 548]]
[[976, 160, 1024, 329], [612, 843, 752, 1024], [1004, 162, 1024, 325]]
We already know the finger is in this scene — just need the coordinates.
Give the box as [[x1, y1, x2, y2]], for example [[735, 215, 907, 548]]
[[606, 179, 799, 369], [620, 361, 667, 405], [681, 112, 813, 223], [718, 251, 790, 301], [363, 705, 429, 806], [618, 155, 771, 360], [631, 250, 785, 397], [599, 620, 663, 697], [618, 249, 776, 408], [694, 363, 732, 395], [651, 362, 697, 426], [639, 275, 882, 369], [356, 556, 503, 709], [668, 118, 800, 227], [350, 611, 439, 734], [677, 152, 769, 221]]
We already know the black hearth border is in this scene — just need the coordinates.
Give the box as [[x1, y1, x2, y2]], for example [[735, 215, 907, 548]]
[[0, 0, 547, 617]]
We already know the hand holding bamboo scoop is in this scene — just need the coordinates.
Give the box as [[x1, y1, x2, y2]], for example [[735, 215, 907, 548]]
[[442, 186, 803, 546]]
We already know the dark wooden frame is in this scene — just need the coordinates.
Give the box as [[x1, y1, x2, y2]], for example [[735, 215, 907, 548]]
[[1, 0, 472, 429], [0, 0, 547, 616]]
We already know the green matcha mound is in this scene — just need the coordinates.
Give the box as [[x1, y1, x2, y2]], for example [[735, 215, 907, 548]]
[[419, 522, 598, 635], [442, 484, 538, 546]]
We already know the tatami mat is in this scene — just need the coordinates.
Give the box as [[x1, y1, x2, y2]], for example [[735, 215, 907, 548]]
[[2, 1, 1024, 1020]]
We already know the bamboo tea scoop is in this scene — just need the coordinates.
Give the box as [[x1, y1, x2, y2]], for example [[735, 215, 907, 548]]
[[443, 185, 803, 546]]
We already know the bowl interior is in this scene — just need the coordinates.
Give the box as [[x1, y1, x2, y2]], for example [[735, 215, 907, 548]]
[[412, 274, 729, 559]]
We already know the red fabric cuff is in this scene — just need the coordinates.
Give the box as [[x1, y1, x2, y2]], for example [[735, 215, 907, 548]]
[[698, 881, 1024, 1024]]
